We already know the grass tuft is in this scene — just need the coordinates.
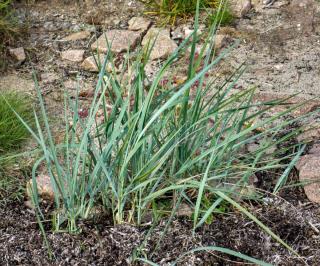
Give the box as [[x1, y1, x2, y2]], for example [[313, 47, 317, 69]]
[[0, 91, 34, 154], [208, 4, 233, 26], [0, 0, 20, 70], [0, 173, 25, 206], [12, 2, 313, 262], [23, 31, 307, 231], [142, 0, 233, 25], [0, 90, 34, 207]]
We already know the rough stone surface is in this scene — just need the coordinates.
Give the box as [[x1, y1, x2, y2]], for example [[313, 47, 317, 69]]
[[215, 34, 229, 50], [229, 0, 252, 18], [61, 31, 91, 41], [309, 143, 320, 154], [142, 28, 170, 45], [91, 30, 141, 53], [26, 174, 54, 201], [298, 156, 320, 203], [40, 72, 59, 84], [63, 80, 94, 98], [171, 26, 184, 40], [128, 16, 151, 31], [81, 55, 112, 72], [61, 49, 85, 62], [182, 25, 205, 38], [9, 47, 26, 62], [142, 28, 178, 60], [296, 143, 320, 203], [297, 125, 320, 143], [0, 74, 34, 93], [183, 26, 194, 38], [251, 0, 265, 11], [242, 0, 252, 17], [63, 80, 78, 90], [176, 203, 193, 217]]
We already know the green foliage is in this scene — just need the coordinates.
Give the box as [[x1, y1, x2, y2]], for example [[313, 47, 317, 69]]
[[142, 0, 233, 25], [14, 4, 310, 262], [0, 91, 33, 206], [208, 5, 234, 26], [24, 31, 305, 232], [0, 0, 20, 70], [0, 91, 34, 154], [0, 173, 25, 206], [0, 0, 18, 38]]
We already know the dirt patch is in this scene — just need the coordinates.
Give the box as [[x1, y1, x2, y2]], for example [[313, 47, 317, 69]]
[[1, 184, 320, 265], [223, 0, 320, 98]]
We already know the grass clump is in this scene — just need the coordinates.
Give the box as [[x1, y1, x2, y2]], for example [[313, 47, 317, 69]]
[[142, 0, 233, 25], [0, 91, 34, 154], [0, 0, 18, 38], [15, 3, 311, 263], [0, 0, 20, 70], [0, 173, 25, 206], [26, 33, 305, 229], [0, 91, 34, 206], [208, 5, 233, 26]]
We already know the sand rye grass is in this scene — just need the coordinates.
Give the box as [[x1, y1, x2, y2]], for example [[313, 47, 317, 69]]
[[6, 1, 315, 263]]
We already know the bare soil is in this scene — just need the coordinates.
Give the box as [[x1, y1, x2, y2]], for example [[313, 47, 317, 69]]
[[1, 176, 320, 265], [224, 0, 320, 99]]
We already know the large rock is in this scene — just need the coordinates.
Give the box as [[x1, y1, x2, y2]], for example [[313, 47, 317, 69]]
[[91, 30, 141, 54], [251, 0, 264, 10], [61, 31, 91, 41], [215, 34, 229, 50], [229, 0, 252, 17], [176, 203, 193, 217], [26, 174, 54, 201], [142, 28, 178, 60], [0, 74, 34, 93], [9, 47, 26, 63], [61, 49, 85, 62], [40, 72, 59, 84], [297, 125, 320, 143], [182, 24, 205, 38], [296, 144, 320, 203], [128, 16, 151, 31], [81, 55, 112, 72]]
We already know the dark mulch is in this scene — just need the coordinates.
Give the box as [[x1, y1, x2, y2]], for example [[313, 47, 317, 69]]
[[1, 181, 320, 266]]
